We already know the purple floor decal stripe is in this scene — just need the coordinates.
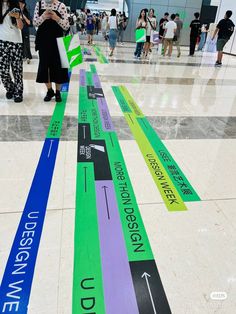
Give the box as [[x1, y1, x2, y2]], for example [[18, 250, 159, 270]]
[[93, 73, 102, 88], [95, 180, 139, 314], [97, 98, 115, 132], [79, 69, 86, 87]]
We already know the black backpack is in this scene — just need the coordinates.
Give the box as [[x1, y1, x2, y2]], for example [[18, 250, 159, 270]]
[[69, 14, 74, 26]]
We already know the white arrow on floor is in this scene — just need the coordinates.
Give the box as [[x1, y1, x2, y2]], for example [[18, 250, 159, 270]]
[[141, 272, 157, 314], [82, 126, 86, 139], [47, 140, 54, 158]]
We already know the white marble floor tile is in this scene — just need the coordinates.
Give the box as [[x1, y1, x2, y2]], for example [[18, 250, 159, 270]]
[[165, 139, 236, 201], [139, 201, 236, 314], [0, 142, 67, 213]]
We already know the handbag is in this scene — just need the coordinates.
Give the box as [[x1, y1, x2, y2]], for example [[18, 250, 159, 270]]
[[135, 28, 146, 43], [151, 31, 160, 44], [173, 35, 177, 42], [205, 37, 217, 53], [57, 33, 83, 68]]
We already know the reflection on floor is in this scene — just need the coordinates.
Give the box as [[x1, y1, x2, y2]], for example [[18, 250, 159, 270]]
[[0, 39, 236, 314]]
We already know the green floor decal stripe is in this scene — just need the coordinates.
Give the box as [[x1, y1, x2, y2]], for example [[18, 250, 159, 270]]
[[46, 93, 67, 138], [73, 65, 171, 313], [114, 85, 200, 202], [90, 64, 97, 73], [73, 163, 106, 314], [93, 45, 109, 64], [113, 85, 197, 211], [138, 117, 200, 202], [73, 79, 106, 313]]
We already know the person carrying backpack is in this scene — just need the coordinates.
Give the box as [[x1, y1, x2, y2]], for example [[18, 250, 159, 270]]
[[69, 10, 77, 34], [212, 10, 235, 67]]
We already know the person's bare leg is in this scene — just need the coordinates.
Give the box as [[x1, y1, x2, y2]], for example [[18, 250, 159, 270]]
[[168, 42, 173, 56], [109, 48, 114, 56], [46, 82, 52, 89], [218, 51, 223, 63], [163, 40, 168, 56], [55, 83, 61, 91], [146, 42, 150, 56], [144, 42, 148, 56]]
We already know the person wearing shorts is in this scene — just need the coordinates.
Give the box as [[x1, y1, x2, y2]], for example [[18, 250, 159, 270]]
[[163, 13, 177, 57], [174, 13, 183, 57], [86, 9, 95, 44], [144, 8, 156, 57], [213, 10, 235, 67]]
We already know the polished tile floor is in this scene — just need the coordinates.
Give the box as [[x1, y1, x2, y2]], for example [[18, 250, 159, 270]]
[[0, 39, 236, 314]]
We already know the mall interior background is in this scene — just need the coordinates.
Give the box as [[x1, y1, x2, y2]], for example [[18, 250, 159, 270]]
[[27, 0, 236, 54]]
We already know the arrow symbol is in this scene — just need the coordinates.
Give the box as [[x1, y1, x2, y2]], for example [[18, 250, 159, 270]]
[[83, 167, 87, 192], [82, 126, 86, 139], [142, 272, 157, 314], [90, 144, 105, 153], [47, 140, 54, 158], [102, 186, 110, 220], [94, 93, 103, 97]]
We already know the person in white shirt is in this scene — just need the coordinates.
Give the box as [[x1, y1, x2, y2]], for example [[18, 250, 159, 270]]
[[163, 13, 177, 57], [69, 10, 77, 34], [108, 8, 117, 56], [144, 8, 156, 57], [0, 0, 24, 102], [101, 11, 108, 40]]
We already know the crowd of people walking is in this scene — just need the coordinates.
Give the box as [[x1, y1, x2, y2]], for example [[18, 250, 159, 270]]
[[0, 0, 234, 104]]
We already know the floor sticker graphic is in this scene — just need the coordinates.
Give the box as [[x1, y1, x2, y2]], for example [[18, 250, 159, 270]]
[[113, 86, 201, 210], [93, 45, 109, 64], [73, 65, 171, 313], [0, 81, 70, 313]]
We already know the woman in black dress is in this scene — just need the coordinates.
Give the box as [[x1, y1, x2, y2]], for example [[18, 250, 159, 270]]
[[33, 0, 69, 102]]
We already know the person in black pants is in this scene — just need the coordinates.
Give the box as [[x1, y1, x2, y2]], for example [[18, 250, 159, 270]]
[[189, 12, 201, 56], [19, 0, 32, 63]]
